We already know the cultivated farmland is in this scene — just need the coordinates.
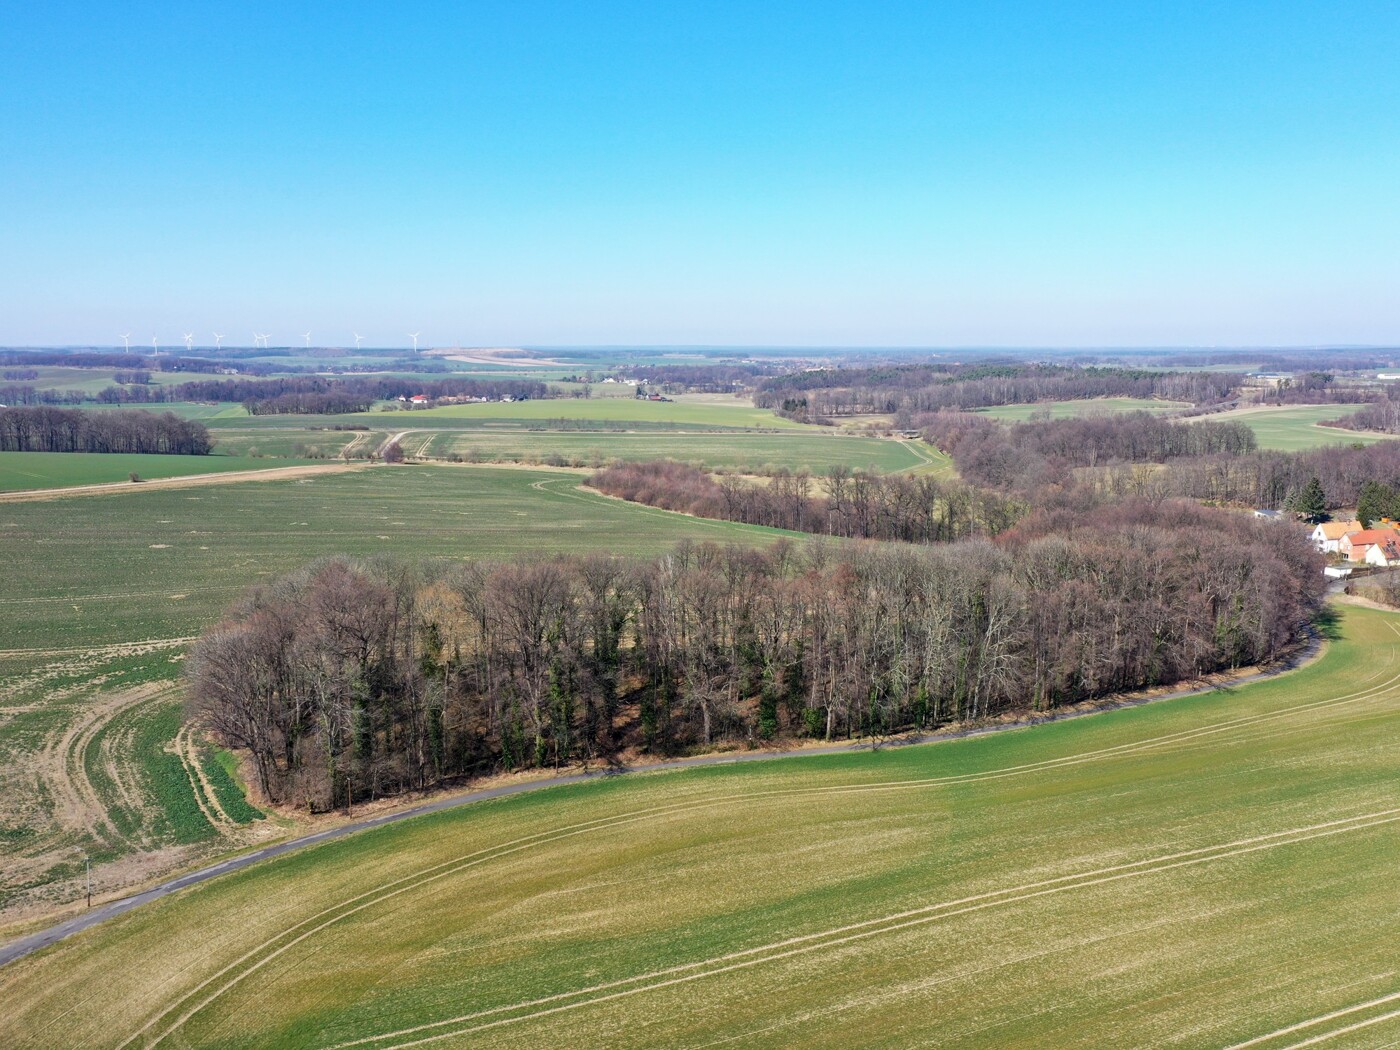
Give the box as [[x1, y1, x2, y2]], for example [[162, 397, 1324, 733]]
[[0, 451, 308, 493], [0, 465, 794, 917], [2, 605, 1398, 1048], [1201, 404, 1391, 450], [976, 397, 1190, 421]]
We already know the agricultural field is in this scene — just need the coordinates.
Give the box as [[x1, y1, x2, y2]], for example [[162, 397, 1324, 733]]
[[1203, 404, 1392, 451], [3, 605, 1398, 1048], [976, 397, 1190, 421], [5, 367, 249, 396], [412, 430, 926, 473], [0, 451, 304, 492], [0, 464, 794, 918], [0, 465, 789, 655]]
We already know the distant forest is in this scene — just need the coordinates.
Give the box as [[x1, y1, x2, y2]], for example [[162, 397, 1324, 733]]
[[0, 406, 212, 455], [191, 511, 1320, 809], [754, 364, 1242, 422]]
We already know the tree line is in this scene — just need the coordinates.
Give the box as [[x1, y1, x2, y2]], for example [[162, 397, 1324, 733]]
[[1326, 397, 1400, 434], [86, 374, 550, 413], [920, 411, 1258, 491], [589, 460, 1025, 542], [190, 509, 1319, 810], [0, 406, 212, 454], [754, 364, 1242, 422]]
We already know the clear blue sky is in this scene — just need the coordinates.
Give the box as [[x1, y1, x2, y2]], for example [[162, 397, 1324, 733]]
[[3, 1, 1399, 348]]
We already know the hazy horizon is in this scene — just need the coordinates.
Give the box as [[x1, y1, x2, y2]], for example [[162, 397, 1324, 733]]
[[4, 2, 1398, 346]]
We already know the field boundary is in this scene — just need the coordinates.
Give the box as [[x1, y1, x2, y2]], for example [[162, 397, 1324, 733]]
[[0, 463, 368, 502]]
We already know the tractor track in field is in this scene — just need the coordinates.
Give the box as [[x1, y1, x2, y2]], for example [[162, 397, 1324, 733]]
[[328, 806, 1400, 1049], [45, 683, 173, 847], [1, 683, 180, 894], [171, 726, 236, 834], [1226, 988, 1400, 1048], [104, 626, 1398, 1050]]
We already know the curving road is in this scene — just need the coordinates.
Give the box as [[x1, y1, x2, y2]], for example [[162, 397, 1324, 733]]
[[0, 629, 1321, 970]]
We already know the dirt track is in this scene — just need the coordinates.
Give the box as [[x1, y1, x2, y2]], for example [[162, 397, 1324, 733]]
[[0, 463, 369, 503]]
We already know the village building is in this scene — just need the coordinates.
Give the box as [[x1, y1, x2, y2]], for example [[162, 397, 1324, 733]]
[[1311, 519, 1364, 554], [1365, 538, 1400, 568], [1339, 527, 1400, 563]]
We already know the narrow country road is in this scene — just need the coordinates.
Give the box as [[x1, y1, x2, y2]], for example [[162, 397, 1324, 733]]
[[0, 629, 1322, 969]]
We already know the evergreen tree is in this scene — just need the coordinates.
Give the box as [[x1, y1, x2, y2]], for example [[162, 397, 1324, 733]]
[[1291, 476, 1328, 524], [1356, 480, 1392, 528]]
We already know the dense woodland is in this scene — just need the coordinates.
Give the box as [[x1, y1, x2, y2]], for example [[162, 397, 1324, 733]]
[[754, 364, 1242, 422], [590, 460, 1024, 541], [920, 411, 1258, 491], [191, 510, 1320, 810], [0, 406, 212, 454], [1328, 396, 1400, 434]]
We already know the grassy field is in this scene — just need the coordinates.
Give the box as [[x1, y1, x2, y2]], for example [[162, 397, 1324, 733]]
[[0, 464, 795, 916], [0, 452, 305, 492], [0, 465, 789, 655], [977, 397, 1190, 421], [1202, 405, 1392, 451], [414, 430, 925, 473], [2, 604, 1397, 1048]]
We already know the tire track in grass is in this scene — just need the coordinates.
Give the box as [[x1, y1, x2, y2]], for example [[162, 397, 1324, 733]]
[[1226, 989, 1400, 1049], [45, 683, 173, 847], [330, 808, 1400, 1050], [125, 645, 1400, 1049], [171, 727, 234, 834]]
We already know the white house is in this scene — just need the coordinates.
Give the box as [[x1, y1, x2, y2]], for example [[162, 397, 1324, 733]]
[[1366, 538, 1400, 568], [1311, 519, 1364, 554]]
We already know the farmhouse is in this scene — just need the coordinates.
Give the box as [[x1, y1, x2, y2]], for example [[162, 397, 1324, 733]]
[[409, 394, 430, 405], [1365, 538, 1400, 567], [1311, 519, 1364, 553], [1339, 527, 1400, 563]]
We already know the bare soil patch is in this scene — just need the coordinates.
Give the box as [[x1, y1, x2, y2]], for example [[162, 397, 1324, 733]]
[[0, 463, 368, 503]]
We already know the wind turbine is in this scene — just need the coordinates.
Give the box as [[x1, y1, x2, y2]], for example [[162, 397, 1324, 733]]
[[353, 332, 364, 350], [183, 332, 194, 353], [303, 332, 312, 348], [408, 332, 421, 352], [120, 333, 131, 352], [212, 332, 224, 349], [151, 334, 159, 356]]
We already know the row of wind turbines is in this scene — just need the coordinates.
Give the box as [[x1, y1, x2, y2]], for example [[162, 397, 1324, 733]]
[[116, 332, 424, 352]]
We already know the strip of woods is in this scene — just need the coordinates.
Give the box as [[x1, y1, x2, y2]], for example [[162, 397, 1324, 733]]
[[189, 502, 1321, 812], [0, 406, 213, 454]]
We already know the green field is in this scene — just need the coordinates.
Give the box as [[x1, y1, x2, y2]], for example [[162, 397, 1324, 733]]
[[413, 430, 925, 472], [0, 465, 794, 917], [1204, 405, 1392, 451], [977, 397, 1189, 421], [0, 465, 788, 654], [0, 452, 304, 492], [3, 605, 1397, 1048]]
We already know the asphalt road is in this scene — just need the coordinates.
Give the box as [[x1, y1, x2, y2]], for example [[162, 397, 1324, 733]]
[[0, 629, 1322, 970]]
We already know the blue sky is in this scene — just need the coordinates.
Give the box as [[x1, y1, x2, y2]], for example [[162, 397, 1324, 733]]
[[2, 1, 1398, 348]]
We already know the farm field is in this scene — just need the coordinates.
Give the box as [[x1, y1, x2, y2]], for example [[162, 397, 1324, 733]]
[[369, 396, 802, 429], [413, 430, 926, 473], [0, 451, 305, 492], [1203, 404, 1390, 450], [0, 464, 790, 656], [977, 397, 1189, 421], [3, 605, 1398, 1048], [0, 464, 794, 917], [8, 367, 254, 396]]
